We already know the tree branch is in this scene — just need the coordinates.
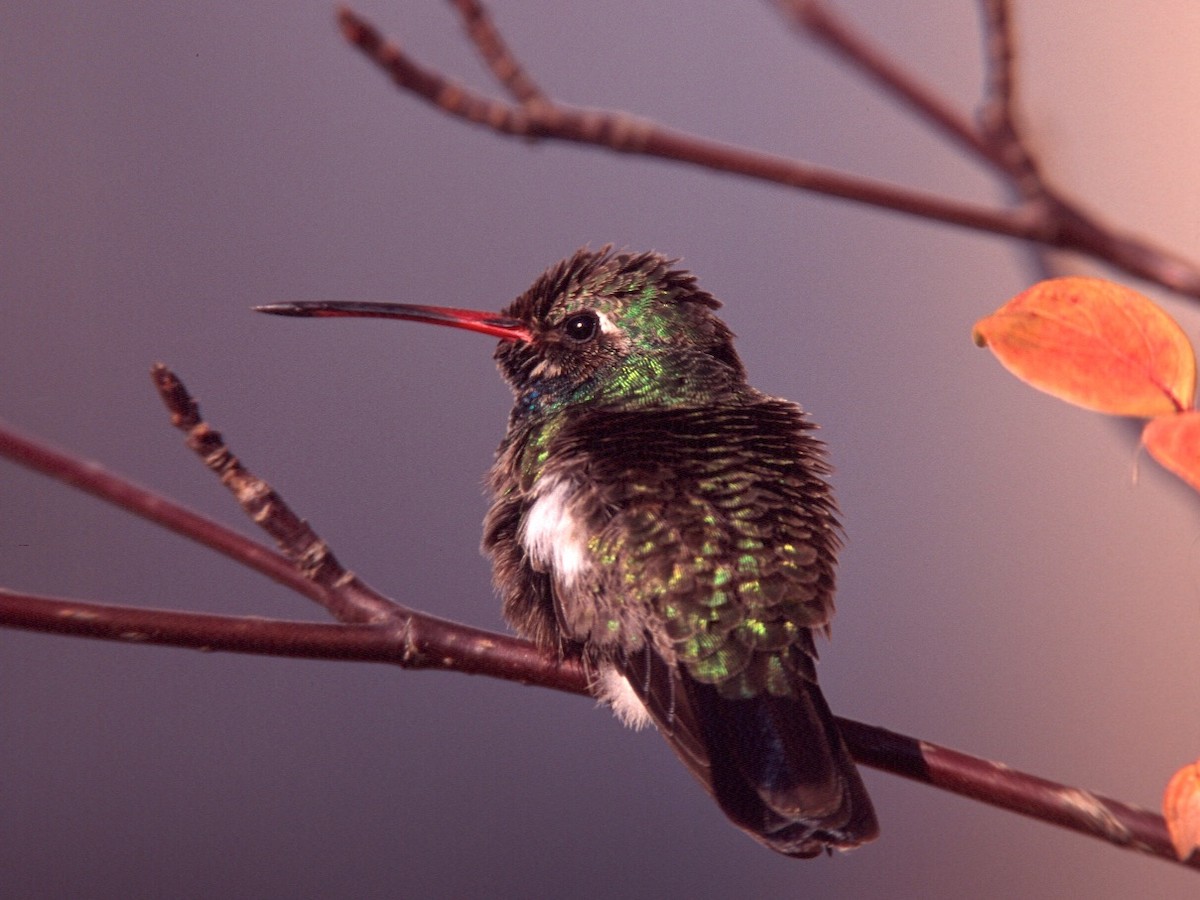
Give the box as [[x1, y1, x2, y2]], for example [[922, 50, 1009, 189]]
[[0, 588, 585, 689], [336, 5, 1048, 242], [774, 0, 998, 168], [0, 415, 314, 601], [333, 1, 1200, 299], [150, 363, 397, 626], [449, 0, 545, 104], [974, 0, 1041, 190], [0, 583, 1186, 868], [0, 369, 1194, 870]]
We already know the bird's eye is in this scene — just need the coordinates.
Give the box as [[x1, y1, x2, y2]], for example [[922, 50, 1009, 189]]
[[562, 311, 599, 343]]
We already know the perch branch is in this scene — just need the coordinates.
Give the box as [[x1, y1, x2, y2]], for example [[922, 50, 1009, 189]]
[[0, 587, 582, 689], [0, 583, 1186, 867], [0, 595, 1184, 869], [0, 376, 1194, 870]]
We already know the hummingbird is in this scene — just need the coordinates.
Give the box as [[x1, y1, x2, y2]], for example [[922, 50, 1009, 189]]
[[257, 247, 877, 857]]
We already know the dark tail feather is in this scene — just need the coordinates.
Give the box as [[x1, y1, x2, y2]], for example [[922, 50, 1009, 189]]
[[621, 646, 877, 858], [686, 672, 877, 857]]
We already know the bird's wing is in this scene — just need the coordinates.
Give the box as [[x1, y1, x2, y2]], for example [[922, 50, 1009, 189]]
[[546, 398, 841, 681], [534, 400, 875, 855]]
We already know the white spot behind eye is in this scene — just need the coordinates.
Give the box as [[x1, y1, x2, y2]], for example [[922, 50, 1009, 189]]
[[595, 311, 619, 335]]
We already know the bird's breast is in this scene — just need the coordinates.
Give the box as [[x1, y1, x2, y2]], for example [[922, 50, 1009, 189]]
[[519, 474, 592, 591]]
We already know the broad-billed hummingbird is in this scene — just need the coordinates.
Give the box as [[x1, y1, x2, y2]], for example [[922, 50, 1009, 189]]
[[257, 247, 877, 857]]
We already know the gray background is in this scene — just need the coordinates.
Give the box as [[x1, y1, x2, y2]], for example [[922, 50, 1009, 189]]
[[5, 2, 1200, 897]]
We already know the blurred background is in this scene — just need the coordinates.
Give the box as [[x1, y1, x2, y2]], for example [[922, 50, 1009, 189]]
[[4, 2, 1200, 897]]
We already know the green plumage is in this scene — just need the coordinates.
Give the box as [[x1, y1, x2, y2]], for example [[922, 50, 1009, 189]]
[[488, 401, 835, 695], [482, 248, 877, 857]]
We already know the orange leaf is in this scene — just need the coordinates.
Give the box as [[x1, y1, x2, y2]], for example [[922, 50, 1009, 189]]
[[973, 277, 1195, 416], [1143, 413, 1200, 493], [1164, 760, 1200, 860]]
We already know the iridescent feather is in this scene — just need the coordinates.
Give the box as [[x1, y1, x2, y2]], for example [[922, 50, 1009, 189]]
[[482, 248, 877, 857]]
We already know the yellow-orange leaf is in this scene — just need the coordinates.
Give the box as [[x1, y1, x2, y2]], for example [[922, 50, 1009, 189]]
[[1164, 760, 1200, 860], [973, 277, 1195, 416], [1143, 412, 1200, 493]]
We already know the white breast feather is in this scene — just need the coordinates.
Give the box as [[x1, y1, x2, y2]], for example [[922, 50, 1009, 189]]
[[521, 478, 653, 731], [520, 476, 591, 589]]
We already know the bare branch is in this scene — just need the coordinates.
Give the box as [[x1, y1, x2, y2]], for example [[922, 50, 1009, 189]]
[[447, 0, 545, 104], [336, 3, 1200, 299], [335, 6, 1050, 243], [0, 588, 586, 690], [841, 719, 1193, 869], [152, 363, 397, 625], [975, 0, 1043, 191], [773, 0, 998, 168], [778, 0, 1200, 297], [0, 416, 313, 600], [0, 583, 1190, 869], [0, 367, 590, 695], [4, 2, 1198, 873]]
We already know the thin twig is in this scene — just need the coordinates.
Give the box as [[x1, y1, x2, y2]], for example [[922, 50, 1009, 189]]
[[975, 0, 1042, 192], [448, 0, 545, 103], [152, 363, 396, 625], [779, 0, 1200, 296], [0, 416, 314, 600], [3, 0, 1198, 870], [971, 0, 1067, 284], [773, 0, 998, 169]]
